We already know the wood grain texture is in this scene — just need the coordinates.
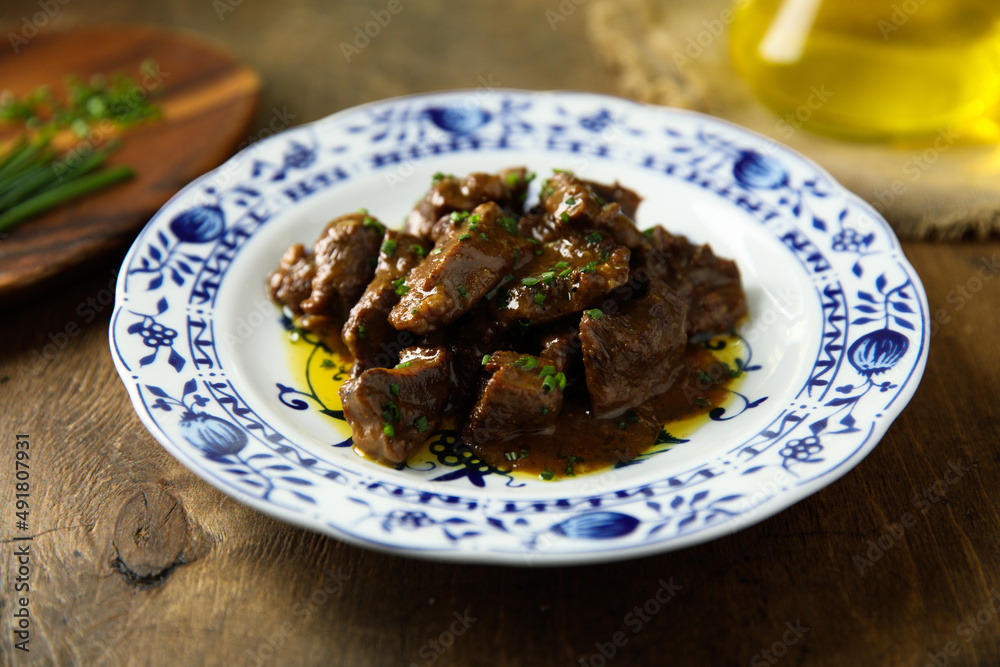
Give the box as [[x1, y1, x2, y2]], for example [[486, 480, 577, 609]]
[[1, 1, 999, 666], [0, 24, 260, 305]]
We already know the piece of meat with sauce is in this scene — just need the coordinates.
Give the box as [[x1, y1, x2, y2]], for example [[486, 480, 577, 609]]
[[527, 172, 649, 249], [299, 212, 384, 323], [638, 226, 747, 336], [266, 243, 315, 316], [406, 168, 531, 241], [390, 201, 532, 334], [462, 351, 564, 447], [342, 230, 430, 372], [579, 279, 688, 418], [492, 233, 631, 326], [339, 346, 450, 464]]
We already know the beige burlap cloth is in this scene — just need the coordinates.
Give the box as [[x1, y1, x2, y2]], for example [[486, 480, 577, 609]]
[[586, 0, 1000, 240]]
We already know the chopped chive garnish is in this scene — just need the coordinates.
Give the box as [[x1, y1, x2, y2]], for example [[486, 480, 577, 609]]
[[526, 237, 540, 244], [381, 238, 397, 255], [538, 366, 555, 378], [526, 172, 536, 183], [559, 212, 569, 223], [357, 207, 369, 214], [432, 172, 445, 183], [618, 421, 627, 431], [469, 213, 481, 225], [557, 268, 571, 278], [396, 361, 412, 368], [540, 468, 555, 481], [382, 400, 401, 421], [534, 293, 546, 305], [521, 277, 540, 286], [363, 217, 385, 233], [540, 271, 556, 284], [506, 172, 520, 186], [582, 260, 599, 274], [514, 356, 539, 370], [554, 261, 569, 269], [391, 277, 410, 296], [565, 197, 576, 205], [537, 406, 549, 415], [383, 423, 395, 437], [554, 372, 566, 390], [469, 221, 478, 231], [413, 244, 427, 257], [482, 354, 491, 366], [358, 324, 367, 339], [534, 249, 544, 256], [586, 231, 602, 243], [585, 308, 604, 319], [541, 375, 557, 392], [695, 397, 712, 407], [411, 307, 418, 314], [457, 284, 468, 298], [500, 215, 519, 234], [390, 383, 400, 396], [505, 451, 518, 461], [565, 456, 583, 476], [415, 416, 429, 432], [458, 233, 471, 241], [450, 211, 469, 222], [433, 248, 443, 254], [698, 371, 714, 384]]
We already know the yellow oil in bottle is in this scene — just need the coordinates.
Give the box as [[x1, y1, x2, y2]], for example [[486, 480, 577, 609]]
[[730, 0, 1000, 139]]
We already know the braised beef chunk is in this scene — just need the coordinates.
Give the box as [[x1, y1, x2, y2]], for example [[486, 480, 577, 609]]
[[585, 179, 642, 219], [639, 226, 747, 336], [533, 172, 649, 249], [535, 329, 581, 375], [579, 280, 689, 418], [493, 234, 631, 326], [343, 231, 429, 371], [270, 167, 748, 473], [266, 243, 315, 315], [406, 168, 531, 241], [300, 212, 383, 323], [390, 202, 531, 334], [339, 346, 450, 464], [463, 352, 564, 446]]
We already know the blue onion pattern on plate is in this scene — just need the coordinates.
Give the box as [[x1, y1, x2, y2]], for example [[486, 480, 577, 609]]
[[110, 90, 929, 565]]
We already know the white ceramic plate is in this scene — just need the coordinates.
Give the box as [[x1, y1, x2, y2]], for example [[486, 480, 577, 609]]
[[109, 90, 928, 565]]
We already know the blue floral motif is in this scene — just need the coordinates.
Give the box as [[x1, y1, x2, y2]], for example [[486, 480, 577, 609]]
[[126, 297, 185, 372], [551, 512, 640, 539], [425, 106, 491, 134], [849, 330, 909, 377], [169, 205, 226, 243], [179, 413, 248, 457], [733, 150, 788, 190]]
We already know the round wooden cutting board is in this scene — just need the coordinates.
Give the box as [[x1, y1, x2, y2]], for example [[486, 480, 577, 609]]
[[0, 25, 260, 306]]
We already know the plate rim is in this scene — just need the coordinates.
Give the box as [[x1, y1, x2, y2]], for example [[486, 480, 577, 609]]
[[109, 87, 929, 565]]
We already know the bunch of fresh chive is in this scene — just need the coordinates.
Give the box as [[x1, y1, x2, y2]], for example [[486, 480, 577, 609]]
[[0, 61, 162, 232]]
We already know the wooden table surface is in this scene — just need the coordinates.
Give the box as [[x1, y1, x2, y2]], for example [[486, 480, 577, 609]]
[[3, 2, 1000, 666]]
